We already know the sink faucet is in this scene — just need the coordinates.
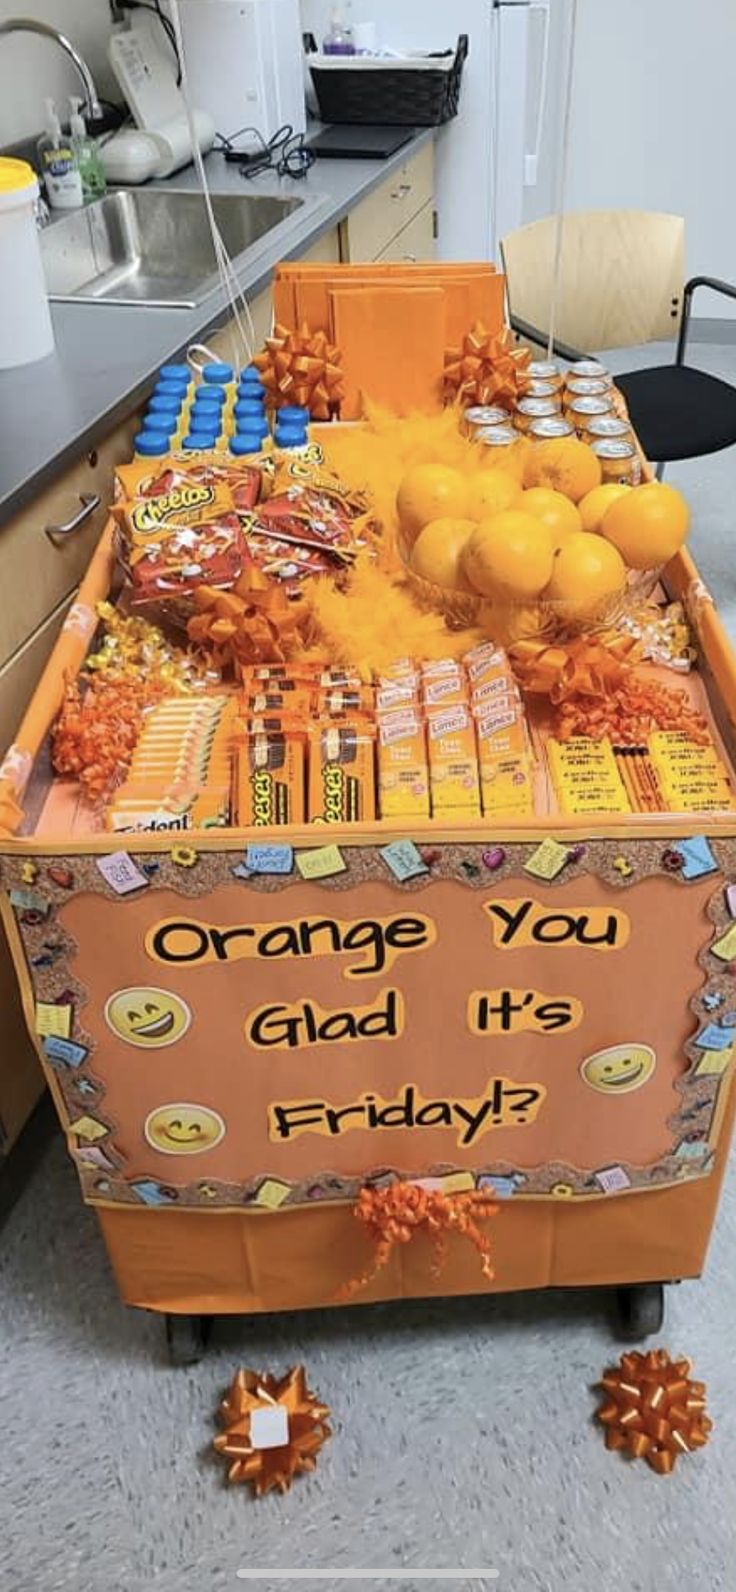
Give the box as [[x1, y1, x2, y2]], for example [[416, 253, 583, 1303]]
[[0, 17, 103, 122]]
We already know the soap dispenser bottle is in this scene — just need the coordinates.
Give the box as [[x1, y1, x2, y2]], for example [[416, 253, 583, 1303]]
[[69, 98, 107, 202], [37, 99, 83, 210]]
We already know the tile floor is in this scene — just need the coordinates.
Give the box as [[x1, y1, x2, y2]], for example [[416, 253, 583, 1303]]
[[3, 340, 736, 1592]]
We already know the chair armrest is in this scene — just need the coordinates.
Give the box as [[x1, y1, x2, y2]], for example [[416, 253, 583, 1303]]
[[507, 313, 587, 365], [676, 275, 736, 365]]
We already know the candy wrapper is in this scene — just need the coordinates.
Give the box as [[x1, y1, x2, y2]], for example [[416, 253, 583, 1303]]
[[113, 457, 263, 619]]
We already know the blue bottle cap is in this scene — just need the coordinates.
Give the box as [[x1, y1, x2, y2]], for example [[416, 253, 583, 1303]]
[[240, 364, 264, 385], [142, 411, 177, 436], [275, 425, 307, 448], [155, 377, 189, 398], [236, 412, 269, 437], [238, 376, 265, 399], [134, 431, 171, 456], [194, 384, 226, 406], [182, 435, 216, 451], [188, 420, 221, 440], [278, 405, 310, 424], [234, 397, 266, 420], [159, 363, 191, 383], [202, 362, 234, 385], [229, 434, 264, 456], [148, 394, 181, 417]]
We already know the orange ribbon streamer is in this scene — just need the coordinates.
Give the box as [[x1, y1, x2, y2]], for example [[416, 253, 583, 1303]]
[[341, 1182, 498, 1299], [595, 1350, 712, 1474], [187, 568, 306, 673], [443, 321, 531, 410], [213, 1366, 332, 1496], [510, 634, 640, 703], [254, 321, 345, 419]]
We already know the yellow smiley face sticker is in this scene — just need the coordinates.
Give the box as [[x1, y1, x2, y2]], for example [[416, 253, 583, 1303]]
[[144, 1102, 226, 1156], [105, 987, 192, 1049], [581, 1043, 656, 1095]]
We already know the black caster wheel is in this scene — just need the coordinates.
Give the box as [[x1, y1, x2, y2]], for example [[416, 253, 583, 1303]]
[[615, 1283, 665, 1342], [165, 1313, 211, 1366]]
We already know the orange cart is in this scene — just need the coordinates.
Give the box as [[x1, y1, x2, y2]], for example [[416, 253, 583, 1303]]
[[1, 514, 736, 1363]]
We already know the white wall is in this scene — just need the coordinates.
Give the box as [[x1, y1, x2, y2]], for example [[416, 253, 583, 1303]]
[[0, 0, 117, 145], [525, 0, 736, 314]]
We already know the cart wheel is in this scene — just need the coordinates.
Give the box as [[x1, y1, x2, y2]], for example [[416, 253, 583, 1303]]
[[615, 1283, 665, 1342], [165, 1313, 211, 1366]]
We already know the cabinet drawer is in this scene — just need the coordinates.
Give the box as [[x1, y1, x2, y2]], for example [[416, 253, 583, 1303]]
[[376, 200, 437, 264], [0, 594, 72, 757], [340, 142, 435, 262], [0, 419, 137, 671]]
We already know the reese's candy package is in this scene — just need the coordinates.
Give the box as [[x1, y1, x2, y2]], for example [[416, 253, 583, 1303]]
[[235, 729, 305, 826], [308, 720, 376, 823]]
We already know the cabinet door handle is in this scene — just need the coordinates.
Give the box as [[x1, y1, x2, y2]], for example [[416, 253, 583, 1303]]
[[45, 494, 101, 545], [391, 182, 412, 201]]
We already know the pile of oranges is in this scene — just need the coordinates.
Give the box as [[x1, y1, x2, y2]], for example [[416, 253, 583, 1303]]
[[397, 436, 689, 635]]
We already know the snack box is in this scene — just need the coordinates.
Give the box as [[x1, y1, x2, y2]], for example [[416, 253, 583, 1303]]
[[377, 710, 430, 821], [426, 704, 481, 817]]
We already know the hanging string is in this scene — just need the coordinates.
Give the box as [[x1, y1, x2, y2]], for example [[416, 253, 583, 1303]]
[[547, 0, 579, 359]]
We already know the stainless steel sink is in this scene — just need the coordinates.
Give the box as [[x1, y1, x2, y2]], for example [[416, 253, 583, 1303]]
[[40, 187, 311, 308]]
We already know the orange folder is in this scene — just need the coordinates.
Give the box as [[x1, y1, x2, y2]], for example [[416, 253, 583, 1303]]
[[329, 284, 446, 417]]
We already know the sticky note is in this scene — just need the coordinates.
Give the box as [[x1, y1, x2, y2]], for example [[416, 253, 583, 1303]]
[[245, 844, 294, 875], [67, 1115, 108, 1142], [678, 836, 718, 881], [75, 1145, 116, 1171], [43, 1036, 88, 1068], [695, 1023, 735, 1051], [695, 1048, 733, 1077], [250, 1405, 290, 1450], [254, 1178, 292, 1210], [595, 1165, 632, 1194], [296, 845, 346, 881], [36, 1001, 72, 1039], [478, 1174, 519, 1199], [523, 838, 570, 881], [96, 852, 150, 895], [726, 883, 736, 918], [711, 923, 736, 962], [9, 888, 50, 915], [380, 840, 429, 883], [674, 1138, 708, 1161], [130, 1179, 178, 1207]]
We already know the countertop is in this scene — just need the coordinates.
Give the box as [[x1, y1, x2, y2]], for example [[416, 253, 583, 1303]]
[[0, 128, 434, 527]]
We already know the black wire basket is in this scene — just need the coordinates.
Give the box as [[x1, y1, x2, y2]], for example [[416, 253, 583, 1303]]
[[304, 34, 469, 127]]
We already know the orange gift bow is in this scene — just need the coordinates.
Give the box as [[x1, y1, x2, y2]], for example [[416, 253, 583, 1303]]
[[595, 1350, 712, 1474], [187, 570, 306, 672], [510, 635, 641, 703], [444, 321, 531, 410], [213, 1366, 331, 1495], [254, 321, 345, 419], [340, 1182, 498, 1299]]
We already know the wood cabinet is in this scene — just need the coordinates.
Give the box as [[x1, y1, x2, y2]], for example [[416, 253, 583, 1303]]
[[339, 143, 435, 263], [375, 200, 436, 264]]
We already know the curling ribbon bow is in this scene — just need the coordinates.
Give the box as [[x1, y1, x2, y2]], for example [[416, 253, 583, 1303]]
[[510, 634, 641, 703], [213, 1366, 331, 1495], [595, 1350, 712, 1474], [254, 322, 345, 419], [187, 568, 306, 671], [340, 1182, 498, 1299], [443, 321, 531, 409]]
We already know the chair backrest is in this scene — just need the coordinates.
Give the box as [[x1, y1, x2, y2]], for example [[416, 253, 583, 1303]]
[[500, 210, 685, 352]]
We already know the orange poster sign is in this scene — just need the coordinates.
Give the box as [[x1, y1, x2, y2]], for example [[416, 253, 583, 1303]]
[[3, 848, 727, 1212]]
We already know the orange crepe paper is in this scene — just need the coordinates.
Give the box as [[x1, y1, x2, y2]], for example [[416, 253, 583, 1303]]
[[254, 322, 345, 419], [187, 568, 308, 674], [213, 1366, 331, 1495], [444, 321, 531, 410], [340, 1182, 498, 1298], [595, 1350, 712, 1474]]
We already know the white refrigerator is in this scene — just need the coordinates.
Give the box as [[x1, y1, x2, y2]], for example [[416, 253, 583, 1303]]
[[300, 0, 564, 261]]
